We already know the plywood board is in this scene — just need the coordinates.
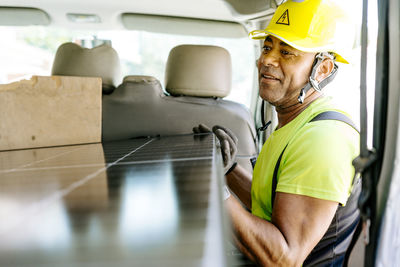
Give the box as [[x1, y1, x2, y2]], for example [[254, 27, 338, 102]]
[[0, 75, 102, 151]]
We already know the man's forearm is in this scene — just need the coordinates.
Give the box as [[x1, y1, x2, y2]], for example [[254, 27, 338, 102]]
[[232, 232, 257, 263], [226, 164, 252, 209], [226, 196, 293, 267], [226, 192, 339, 267]]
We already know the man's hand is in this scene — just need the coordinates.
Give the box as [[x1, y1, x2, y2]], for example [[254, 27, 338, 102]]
[[213, 125, 238, 174], [193, 124, 238, 174], [193, 124, 212, 134]]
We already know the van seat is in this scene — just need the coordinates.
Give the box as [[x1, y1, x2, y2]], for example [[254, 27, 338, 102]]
[[102, 45, 257, 172], [51, 42, 122, 94]]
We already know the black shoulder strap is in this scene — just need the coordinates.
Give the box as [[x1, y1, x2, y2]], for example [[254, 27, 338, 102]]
[[310, 111, 360, 133], [271, 144, 288, 208], [271, 111, 359, 208]]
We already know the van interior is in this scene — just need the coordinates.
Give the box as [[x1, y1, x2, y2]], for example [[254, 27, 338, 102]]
[[0, 0, 399, 266]]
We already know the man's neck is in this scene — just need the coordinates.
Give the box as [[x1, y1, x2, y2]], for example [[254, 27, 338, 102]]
[[276, 92, 322, 129]]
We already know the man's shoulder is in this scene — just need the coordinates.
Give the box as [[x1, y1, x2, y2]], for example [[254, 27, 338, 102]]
[[283, 118, 359, 170], [291, 118, 359, 148], [301, 97, 357, 126], [299, 98, 359, 142]]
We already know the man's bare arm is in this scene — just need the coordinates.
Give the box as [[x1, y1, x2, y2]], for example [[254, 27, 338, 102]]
[[226, 191, 338, 266], [225, 164, 252, 210]]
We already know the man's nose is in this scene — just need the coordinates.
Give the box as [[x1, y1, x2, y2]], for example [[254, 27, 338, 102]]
[[258, 51, 279, 67]]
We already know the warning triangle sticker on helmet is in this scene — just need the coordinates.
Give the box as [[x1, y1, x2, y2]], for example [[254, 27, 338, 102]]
[[276, 9, 289, 25]]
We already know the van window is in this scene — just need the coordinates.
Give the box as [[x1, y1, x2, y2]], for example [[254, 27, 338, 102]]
[[0, 26, 255, 108]]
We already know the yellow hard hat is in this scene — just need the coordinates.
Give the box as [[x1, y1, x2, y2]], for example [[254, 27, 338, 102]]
[[249, 0, 354, 64]]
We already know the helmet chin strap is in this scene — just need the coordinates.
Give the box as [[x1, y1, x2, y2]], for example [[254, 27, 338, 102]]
[[298, 52, 339, 104]]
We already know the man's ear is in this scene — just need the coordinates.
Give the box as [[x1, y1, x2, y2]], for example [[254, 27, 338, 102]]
[[315, 58, 334, 83]]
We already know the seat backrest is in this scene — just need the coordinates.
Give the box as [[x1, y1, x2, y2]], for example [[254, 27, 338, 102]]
[[102, 45, 257, 172], [102, 75, 166, 139], [51, 42, 122, 94]]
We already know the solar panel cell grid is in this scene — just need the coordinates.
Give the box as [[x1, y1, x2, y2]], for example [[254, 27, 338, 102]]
[[0, 133, 238, 266]]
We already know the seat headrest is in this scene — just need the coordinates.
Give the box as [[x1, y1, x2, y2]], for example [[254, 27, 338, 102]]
[[51, 42, 122, 93], [165, 45, 232, 98], [110, 75, 164, 99], [123, 75, 160, 84]]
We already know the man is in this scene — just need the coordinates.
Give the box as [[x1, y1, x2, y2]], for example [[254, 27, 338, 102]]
[[194, 0, 360, 266]]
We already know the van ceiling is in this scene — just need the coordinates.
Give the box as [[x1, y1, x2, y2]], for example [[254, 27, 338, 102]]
[[0, 0, 276, 29], [121, 13, 247, 38]]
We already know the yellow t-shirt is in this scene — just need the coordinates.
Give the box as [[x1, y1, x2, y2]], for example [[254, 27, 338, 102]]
[[251, 97, 359, 221]]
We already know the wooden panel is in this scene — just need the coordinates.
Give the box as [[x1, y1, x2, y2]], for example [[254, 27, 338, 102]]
[[0, 75, 102, 151]]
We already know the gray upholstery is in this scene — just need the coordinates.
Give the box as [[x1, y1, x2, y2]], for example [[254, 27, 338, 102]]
[[51, 42, 122, 94], [103, 45, 257, 171], [165, 44, 231, 98], [103, 78, 257, 172]]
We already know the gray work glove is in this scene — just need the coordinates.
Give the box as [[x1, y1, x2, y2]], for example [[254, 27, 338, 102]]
[[193, 124, 238, 174], [193, 124, 212, 134]]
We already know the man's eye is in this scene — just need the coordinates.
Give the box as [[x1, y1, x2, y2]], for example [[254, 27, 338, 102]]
[[262, 46, 271, 52], [281, 50, 292, 55]]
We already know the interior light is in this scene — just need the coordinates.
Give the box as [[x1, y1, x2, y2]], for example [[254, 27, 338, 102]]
[[67, 13, 101, 23]]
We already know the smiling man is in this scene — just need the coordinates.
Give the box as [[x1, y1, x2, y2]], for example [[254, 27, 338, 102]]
[[194, 0, 361, 266], [257, 35, 328, 128]]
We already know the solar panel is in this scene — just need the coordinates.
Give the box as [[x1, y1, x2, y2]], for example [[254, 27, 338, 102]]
[[0, 133, 244, 266]]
